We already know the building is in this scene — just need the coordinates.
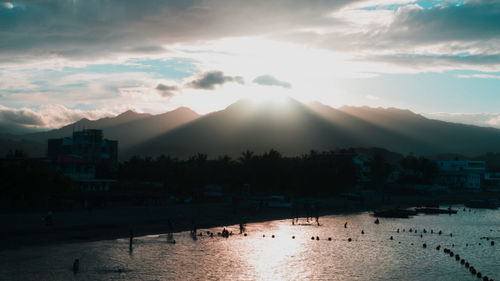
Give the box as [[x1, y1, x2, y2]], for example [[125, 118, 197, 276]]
[[48, 129, 118, 191], [483, 172, 500, 191], [49, 129, 118, 164], [435, 160, 486, 190]]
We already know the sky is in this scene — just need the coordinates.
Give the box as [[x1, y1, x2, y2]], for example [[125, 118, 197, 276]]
[[1, 0, 500, 131]]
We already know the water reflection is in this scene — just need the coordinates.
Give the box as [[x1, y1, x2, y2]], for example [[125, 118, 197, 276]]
[[0, 207, 499, 281]]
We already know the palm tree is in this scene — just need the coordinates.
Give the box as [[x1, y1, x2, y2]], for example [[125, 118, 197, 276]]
[[239, 150, 254, 165]]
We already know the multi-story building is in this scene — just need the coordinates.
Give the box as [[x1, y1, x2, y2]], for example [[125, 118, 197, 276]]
[[435, 160, 485, 190], [48, 129, 118, 191]]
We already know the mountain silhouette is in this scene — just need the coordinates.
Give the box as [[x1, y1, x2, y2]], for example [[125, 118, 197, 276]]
[[123, 98, 500, 159], [11, 107, 200, 157], [2, 99, 500, 159]]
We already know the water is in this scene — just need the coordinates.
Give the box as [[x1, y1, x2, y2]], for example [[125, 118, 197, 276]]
[[1, 206, 499, 281]]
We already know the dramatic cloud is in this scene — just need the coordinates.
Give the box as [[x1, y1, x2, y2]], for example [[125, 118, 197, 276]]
[[0, 0, 357, 62], [253, 75, 291, 88], [186, 71, 244, 90], [156, 84, 180, 97], [0, 105, 45, 127], [0, 104, 113, 131]]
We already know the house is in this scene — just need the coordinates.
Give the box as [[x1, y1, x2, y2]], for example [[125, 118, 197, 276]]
[[435, 160, 485, 190]]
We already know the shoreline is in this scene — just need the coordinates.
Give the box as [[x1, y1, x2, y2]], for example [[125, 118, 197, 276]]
[[0, 192, 497, 251]]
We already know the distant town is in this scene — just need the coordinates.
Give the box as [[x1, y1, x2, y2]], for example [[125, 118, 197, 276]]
[[1, 128, 499, 213]]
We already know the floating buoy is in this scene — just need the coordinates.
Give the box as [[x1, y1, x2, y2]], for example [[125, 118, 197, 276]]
[[328, 237, 332, 241], [272, 235, 275, 238], [348, 238, 352, 242], [292, 236, 295, 239]]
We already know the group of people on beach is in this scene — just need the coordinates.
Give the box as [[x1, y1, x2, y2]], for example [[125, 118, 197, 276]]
[[291, 202, 321, 226]]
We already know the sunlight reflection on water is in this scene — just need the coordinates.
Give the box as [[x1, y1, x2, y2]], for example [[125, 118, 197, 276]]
[[1, 206, 499, 281]]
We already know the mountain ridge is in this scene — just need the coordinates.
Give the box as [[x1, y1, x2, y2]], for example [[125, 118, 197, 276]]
[[2, 99, 500, 159]]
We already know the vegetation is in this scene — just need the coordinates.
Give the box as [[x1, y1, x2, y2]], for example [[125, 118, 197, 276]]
[[119, 149, 360, 196], [0, 151, 74, 211]]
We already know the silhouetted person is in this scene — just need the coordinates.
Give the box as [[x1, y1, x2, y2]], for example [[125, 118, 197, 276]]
[[314, 203, 320, 226], [129, 229, 134, 251], [73, 259, 79, 273], [191, 218, 197, 235]]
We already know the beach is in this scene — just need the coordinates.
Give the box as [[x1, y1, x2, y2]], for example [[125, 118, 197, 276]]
[[0, 192, 497, 251]]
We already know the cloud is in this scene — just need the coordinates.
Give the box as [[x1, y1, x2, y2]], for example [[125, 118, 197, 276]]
[[155, 83, 180, 97], [457, 73, 500, 79], [3, 2, 14, 9], [425, 111, 500, 128], [0, 0, 358, 62], [38, 104, 113, 129], [185, 71, 244, 90], [0, 104, 114, 131], [0, 105, 45, 127], [366, 54, 500, 72], [253, 75, 291, 88], [365, 94, 380, 100]]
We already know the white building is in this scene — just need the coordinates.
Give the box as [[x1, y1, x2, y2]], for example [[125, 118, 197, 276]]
[[435, 160, 485, 190]]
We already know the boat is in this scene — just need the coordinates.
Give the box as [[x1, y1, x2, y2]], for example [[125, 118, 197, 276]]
[[465, 199, 499, 209], [415, 207, 457, 214], [373, 209, 417, 218]]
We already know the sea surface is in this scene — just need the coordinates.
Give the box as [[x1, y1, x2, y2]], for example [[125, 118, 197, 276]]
[[1, 206, 499, 281]]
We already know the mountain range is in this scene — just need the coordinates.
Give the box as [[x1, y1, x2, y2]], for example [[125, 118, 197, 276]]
[[2, 98, 500, 160]]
